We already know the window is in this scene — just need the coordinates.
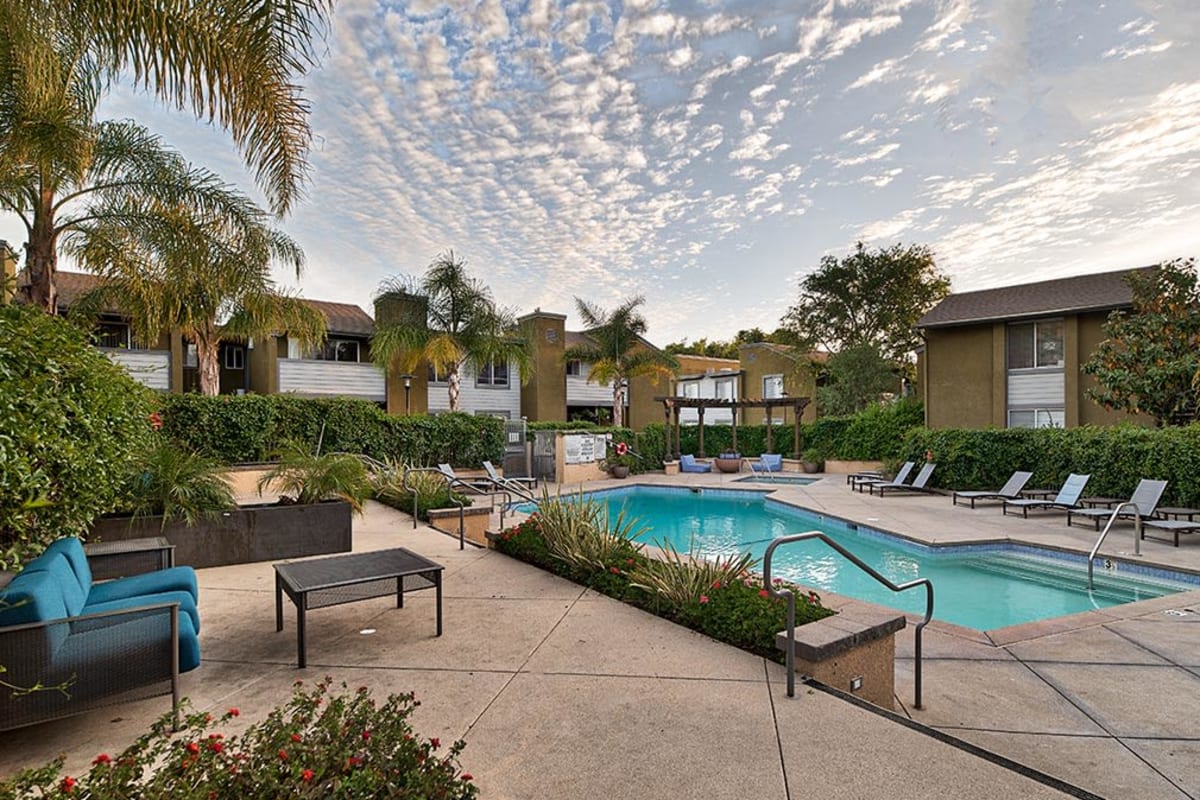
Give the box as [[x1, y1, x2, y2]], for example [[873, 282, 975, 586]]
[[681, 381, 700, 399], [763, 374, 784, 399], [94, 320, 131, 349], [566, 359, 582, 377], [316, 338, 360, 363], [1008, 409, 1064, 429], [1007, 320, 1064, 370], [477, 359, 509, 387], [184, 342, 198, 368], [715, 377, 736, 401], [224, 346, 245, 370], [428, 363, 451, 383]]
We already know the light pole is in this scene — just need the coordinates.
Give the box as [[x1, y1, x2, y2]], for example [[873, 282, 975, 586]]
[[400, 373, 414, 415]]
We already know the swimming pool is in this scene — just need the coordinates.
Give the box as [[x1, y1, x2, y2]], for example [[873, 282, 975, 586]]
[[733, 475, 817, 486], [571, 486, 1198, 631]]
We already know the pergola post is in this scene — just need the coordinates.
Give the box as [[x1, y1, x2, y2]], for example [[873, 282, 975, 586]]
[[792, 401, 801, 459], [765, 405, 774, 453], [672, 405, 681, 460], [731, 401, 739, 453], [663, 400, 672, 462], [697, 405, 706, 458]]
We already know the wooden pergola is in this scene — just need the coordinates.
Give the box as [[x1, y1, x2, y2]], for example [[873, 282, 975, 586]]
[[655, 396, 812, 460]]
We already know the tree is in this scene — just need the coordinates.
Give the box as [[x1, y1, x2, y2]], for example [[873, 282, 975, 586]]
[[69, 187, 326, 396], [0, 44, 297, 312], [561, 296, 679, 429], [1083, 258, 1200, 426], [782, 242, 950, 363], [663, 337, 739, 359], [372, 252, 532, 412], [1, 0, 329, 217], [815, 343, 900, 416]]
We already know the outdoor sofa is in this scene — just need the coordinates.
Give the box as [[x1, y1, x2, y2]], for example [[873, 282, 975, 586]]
[[680, 454, 712, 473], [0, 537, 201, 731]]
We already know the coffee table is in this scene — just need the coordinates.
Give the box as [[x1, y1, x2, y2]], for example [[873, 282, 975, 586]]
[[274, 548, 444, 668]]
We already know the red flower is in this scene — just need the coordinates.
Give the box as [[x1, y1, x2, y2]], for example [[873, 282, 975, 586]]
[[347, 756, 363, 768], [291, 733, 302, 742], [711, 580, 721, 589], [60, 777, 76, 793], [462, 773, 474, 781], [278, 749, 288, 761], [148, 412, 164, 430], [227, 707, 240, 717], [92, 754, 111, 765], [699, 594, 709, 604], [610, 566, 620, 574], [302, 769, 314, 783], [362, 730, 371, 741], [186, 742, 200, 755], [431, 737, 440, 749], [759, 589, 770, 598], [210, 742, 224, 754], [625, 558, 634, 565]]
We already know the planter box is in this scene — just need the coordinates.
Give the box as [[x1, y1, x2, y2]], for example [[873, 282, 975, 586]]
[[824, 460, 885, 476], [427, 505, 491, 547], [89, 501, 353, 569]]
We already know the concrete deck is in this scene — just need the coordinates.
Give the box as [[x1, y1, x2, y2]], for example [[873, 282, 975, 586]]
[[3, 472, 1198, 799]]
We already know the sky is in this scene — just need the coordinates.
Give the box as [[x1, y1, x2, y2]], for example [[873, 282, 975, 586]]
[[5, 0, 1200, 345]]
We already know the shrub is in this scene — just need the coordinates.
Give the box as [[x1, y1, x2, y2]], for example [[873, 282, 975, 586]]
[[0, 305, 154, 567], [0, 679, 477, 799], [371, 462, 471, 521], [122, 439, 236, 526], [257, 442, 373, 513], [535, 489, 647, 573]]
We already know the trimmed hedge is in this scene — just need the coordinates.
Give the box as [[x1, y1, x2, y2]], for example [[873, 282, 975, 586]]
[[903, 424, 1200, 506], [158, 395, 504, 467]]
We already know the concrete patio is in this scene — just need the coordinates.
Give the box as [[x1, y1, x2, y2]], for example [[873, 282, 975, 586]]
[[3, 473, 1199, 799]]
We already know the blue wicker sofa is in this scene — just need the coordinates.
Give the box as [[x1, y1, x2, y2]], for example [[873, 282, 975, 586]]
[[0, 537, 201, 731]]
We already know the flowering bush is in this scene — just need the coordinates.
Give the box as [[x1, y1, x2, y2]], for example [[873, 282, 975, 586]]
[[495, 515, 832, 661], [0, 679, 477, 799]]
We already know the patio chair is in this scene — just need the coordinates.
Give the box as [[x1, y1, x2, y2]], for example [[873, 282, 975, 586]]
[[679, 454, 712, 473], [951, 471, 1034, 508], [1002, 473, 1091, 518], [1066, 479, 1168, 531], [481, 460, 537, 493], [872, 462, 937, 496], [436, 463, 492, 493], [747, 453, 783, 478], [853, 461, 914, 493], [1141, 518, 1200, 547]]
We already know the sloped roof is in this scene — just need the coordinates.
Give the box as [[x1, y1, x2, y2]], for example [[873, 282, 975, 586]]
[[300, 299, 375, 336], [916, 266, 1155, 329]]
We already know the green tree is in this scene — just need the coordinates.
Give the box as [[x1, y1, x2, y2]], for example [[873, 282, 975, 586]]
[[1, 0, 329, 216], [70, 187, 326, 396], [663, 337, 739, 359], [0, 44, 301, 313], [561, 296, 679, 429], [815, 343, 900, 416], [1083, 258, 1200, 426], [372, 252, 532, 412], [782, 242, 950, 362]]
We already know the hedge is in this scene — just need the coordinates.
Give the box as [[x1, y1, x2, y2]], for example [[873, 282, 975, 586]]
[[903, 424, 1200, 507], [158, 395, 505, 467]]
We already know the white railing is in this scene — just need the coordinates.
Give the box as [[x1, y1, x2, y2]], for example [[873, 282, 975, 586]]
[[101, 348, 171, 391], [278, 360, 385, 401]]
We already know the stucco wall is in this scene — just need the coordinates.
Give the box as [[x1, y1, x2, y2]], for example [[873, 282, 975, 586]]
[[923, 325, 996, 429], [738, 345, 818, 424]]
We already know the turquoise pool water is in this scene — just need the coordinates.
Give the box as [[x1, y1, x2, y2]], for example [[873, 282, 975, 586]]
[[573, 486, 1197, 631], [733, 475, 817, 485]]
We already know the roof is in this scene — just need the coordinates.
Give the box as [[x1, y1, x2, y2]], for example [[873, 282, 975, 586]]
[[916, 266, 1155, 329], [300, 299, 375, 336], [15, 270, 107, 310], [737, 342, 829, 363]]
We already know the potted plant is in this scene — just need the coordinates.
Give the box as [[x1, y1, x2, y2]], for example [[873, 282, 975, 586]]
[[800, 447, 825, 474], [602, 451, 636, 479]]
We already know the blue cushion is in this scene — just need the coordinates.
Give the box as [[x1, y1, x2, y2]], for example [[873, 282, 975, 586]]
[[55, 606, 201, 675], [84, 591, 200, 632], [0, 570, 71, 661], [41, 538, 92, 593], [87, 566, 198, 605], [753, 454, 783, 472], [45, 556, 87, 617]]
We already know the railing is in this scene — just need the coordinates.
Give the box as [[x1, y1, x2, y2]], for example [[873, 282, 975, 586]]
[[401, 468, 519, 550], [1087, 501, 1143, 590], [764, 532, 934, 709]]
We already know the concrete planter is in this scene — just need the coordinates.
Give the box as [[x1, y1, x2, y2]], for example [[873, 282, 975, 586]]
[[609, 466, 630, 479], [89, 501, 353, 569], [824, 459, 885, 476]]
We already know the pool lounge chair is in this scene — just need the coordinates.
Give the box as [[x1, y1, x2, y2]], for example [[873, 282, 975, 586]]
[[680, 454, 712, 474], [1002, 473, 1090, 518], [747, 454, 783, 478], [1141, 518, 1200, 547], [1066, 479, 1168, 530], [872, 462, 936, 496], [481, 460, 538, 493], [853, 462, 914, 493], [951, 471, 1034, 508], [436, 463, 492, 492]]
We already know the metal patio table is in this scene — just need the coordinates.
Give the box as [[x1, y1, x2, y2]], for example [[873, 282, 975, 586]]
[[274, 548, 444, 668]]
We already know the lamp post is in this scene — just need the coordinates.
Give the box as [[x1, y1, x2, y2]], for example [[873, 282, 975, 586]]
[[400, 373, 414, 415]]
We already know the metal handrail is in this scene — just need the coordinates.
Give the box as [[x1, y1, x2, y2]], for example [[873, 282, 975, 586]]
[[402, 468, 519, 549], [764, 532, 934, 709], [1087, 501, 1143, 589]]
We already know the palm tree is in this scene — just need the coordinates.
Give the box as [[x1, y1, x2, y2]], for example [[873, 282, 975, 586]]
[[0, 43, 299, 313], [69, 186, 326, 396], [372, 251, 532, 412], [0, 0, 329, 217], [562, 296, 678, 429]]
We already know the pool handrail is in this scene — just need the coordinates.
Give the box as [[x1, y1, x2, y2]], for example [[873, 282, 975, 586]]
[[402, 467, 517, 549], [763, 531, 934, 709], [1087, 501, 1143, 590]]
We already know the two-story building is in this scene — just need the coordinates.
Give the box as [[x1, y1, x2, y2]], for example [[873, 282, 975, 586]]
[[915, 267, 1152, 429], [671, 355, 741, 425], [737, 342, 822, 424]]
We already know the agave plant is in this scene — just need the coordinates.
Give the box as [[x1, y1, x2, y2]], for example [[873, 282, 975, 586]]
[[370, 459, 467, 520], [535, 488, 646, 572], [257, 441, 372, 513], [125, 441, 236, 527], [629, 538, 759, 607]]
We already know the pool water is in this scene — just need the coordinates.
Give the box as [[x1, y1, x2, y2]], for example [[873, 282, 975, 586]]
[[578, 486, 1197, 631], [733, 475, 817, 485]]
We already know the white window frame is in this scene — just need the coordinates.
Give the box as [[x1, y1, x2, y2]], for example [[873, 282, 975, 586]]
[[566, 359, 582, 377], [476, 358, 510, 388], [1007, 319, 1065, 371], [763, 374, 784, 399], [224, 345, 245, 370], [714, 377, 736, 401], [1008, 408, 1064, 429]]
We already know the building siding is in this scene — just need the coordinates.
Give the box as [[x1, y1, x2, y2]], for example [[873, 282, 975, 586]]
[[103, 349, 171, 391], [427, 360, 522, 418], [278, 360, 386, 402]]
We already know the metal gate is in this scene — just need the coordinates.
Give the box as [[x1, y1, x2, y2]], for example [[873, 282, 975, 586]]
[[501, 418, 531, 478], [532, 429, 556, 483]]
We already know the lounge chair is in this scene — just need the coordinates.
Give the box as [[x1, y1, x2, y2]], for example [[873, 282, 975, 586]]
[[482, 460, 538, 492], [1141, 518, 1200, 547], [1002, 473, 1091, 518], [952, 471, 1034, 508], [680, 454, 712, 474], [1066, 479, 1168, 531], [872, 462, 936, 496], [853, 462, 914, 493], [436, 463, 492, 492], [747, 453, 783, 478]]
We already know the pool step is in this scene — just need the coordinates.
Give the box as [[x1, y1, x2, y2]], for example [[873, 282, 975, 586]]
[[960, 552, 1180, 601]]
